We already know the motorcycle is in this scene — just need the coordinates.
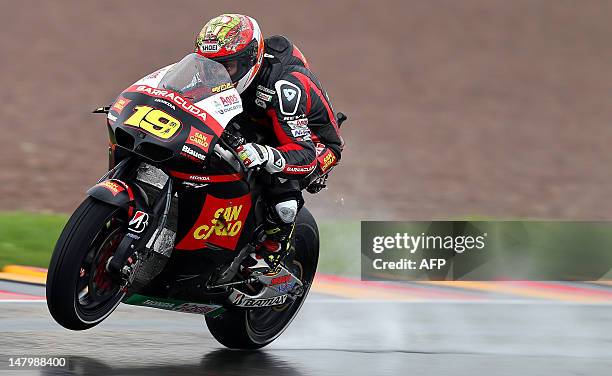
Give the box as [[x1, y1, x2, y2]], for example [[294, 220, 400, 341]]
[[46, 53, 325, 349]]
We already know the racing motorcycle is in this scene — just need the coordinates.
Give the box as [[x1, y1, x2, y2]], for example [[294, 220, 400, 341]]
[[46, 53, 331, 349]]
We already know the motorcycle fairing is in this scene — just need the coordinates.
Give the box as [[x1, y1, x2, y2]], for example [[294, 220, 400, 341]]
[[175, 192, 252, 251], [87, 179, 147, 216], [127, 53, 243, 132], [106, 54, 243, 165]]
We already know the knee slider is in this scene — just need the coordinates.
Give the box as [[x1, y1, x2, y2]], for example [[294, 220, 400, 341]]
[[274, 199, 298, 224]]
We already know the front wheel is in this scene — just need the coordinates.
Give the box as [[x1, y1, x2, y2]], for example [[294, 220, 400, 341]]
[[205, 207, 319, 349], [46, 198, 127, 330]]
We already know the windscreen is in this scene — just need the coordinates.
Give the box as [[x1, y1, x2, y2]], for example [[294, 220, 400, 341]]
[[158, 53, 233, 103]]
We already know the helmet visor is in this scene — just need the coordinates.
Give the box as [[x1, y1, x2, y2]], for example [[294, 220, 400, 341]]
[[212, 39, 257, 84]]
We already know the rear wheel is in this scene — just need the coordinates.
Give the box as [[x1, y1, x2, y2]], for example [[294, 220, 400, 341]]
[[205, 207, 319, 349], [46, 198, 127, 330]]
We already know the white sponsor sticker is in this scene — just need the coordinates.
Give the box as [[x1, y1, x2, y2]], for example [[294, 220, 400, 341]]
[[128, 211, 149, 233], [182, 145, 206, 161], [256, 91, 273, 102], [291, 128, 311, 137], [257, 84, 275, 95], [287, 118, 309, 129], [201, 42, 220, 52]]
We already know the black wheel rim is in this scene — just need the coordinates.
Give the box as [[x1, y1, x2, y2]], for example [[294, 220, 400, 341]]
[[75, 213, 126, 319], [246, 230, 316, 340]]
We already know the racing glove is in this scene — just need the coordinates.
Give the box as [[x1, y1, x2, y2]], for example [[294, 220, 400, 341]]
[[236, 143, 286, 174]]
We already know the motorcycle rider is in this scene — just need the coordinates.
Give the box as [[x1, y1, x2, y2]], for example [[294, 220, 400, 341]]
[[194, 14, 344, 269]]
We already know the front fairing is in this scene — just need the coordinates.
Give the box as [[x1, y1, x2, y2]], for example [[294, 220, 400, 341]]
[[106, 54, 243, 166]]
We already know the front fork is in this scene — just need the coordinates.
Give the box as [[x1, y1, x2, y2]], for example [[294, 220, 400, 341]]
[[107, 178, 173, 278], [88, 156, 174, 283]]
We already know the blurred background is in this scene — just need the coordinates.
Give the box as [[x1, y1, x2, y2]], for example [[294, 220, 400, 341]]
[[2, 0, 612, 222], [2, 2, 612, 375]]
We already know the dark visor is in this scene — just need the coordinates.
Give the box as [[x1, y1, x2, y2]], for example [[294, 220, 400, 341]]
[[211, 39, 258, 83]]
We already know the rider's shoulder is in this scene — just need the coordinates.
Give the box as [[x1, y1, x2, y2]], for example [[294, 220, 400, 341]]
[[264, 35, 293, 55], [264, 35, 307, 71], [264, 62, 307, 97]]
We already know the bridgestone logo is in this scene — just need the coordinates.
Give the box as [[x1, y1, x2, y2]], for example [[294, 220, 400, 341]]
[[182, 145, 206, 161]]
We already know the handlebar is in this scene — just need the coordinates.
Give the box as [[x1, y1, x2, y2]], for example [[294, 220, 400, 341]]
[[215, 127, 265, 182], [215, 136, 258, 182], [214, 139, 247, 174]]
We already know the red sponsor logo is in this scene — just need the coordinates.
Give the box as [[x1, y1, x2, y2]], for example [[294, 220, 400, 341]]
[[133, 85, 207, 122], [175, 193, 252, 251], [318, 149, 337, 173], [186, 127, 213, 153], [291, 118, 309, 127], [96, 181, 125, 196], [271, 275, 291, 285], [220, 94, 239, 106], [111, 97, 130, 114]]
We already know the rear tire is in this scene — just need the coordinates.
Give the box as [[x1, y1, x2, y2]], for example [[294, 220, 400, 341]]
[[46, 198, 127, 330], [205, 207, 319, 349]]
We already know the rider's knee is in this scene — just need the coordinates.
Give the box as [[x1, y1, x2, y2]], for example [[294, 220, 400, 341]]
[[274, 199, 298, 224]]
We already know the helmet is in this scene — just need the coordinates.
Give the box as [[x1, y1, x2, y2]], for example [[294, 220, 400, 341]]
[[195, 14, 264, 94]]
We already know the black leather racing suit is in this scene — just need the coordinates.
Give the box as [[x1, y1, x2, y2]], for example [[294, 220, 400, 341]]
[[233, 35, 343, 197], [229, 35, 344, 255]]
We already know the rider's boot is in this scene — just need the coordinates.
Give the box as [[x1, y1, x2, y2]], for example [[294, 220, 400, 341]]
[[258, 199, 298, 271]]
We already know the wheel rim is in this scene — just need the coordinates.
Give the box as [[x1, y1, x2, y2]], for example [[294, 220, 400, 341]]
[[74, 214, 126, 319], [245, 229, 316, 342], [246, 259, 303, 333]]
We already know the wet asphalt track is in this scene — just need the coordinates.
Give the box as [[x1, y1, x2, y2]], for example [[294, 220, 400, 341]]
[[1, 281, 612, 376]]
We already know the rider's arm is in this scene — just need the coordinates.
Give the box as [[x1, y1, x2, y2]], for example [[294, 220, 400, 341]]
[[267, 75, 317, 179]]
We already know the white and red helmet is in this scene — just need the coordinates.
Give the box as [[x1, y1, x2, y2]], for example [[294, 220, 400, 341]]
[[195, 14, 264, 94]]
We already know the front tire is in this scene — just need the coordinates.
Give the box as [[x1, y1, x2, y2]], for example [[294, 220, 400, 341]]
[[205, 207, 319, 349], [46, 198, 127, 330]]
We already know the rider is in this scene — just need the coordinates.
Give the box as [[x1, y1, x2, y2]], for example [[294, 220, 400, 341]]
[[194, 14, 344, 269]]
